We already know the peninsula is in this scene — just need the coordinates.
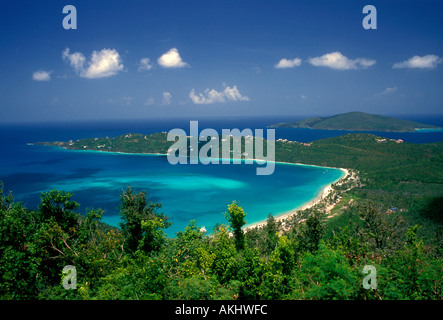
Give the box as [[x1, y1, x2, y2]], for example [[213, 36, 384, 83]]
[[36, 132, 443, 192], [269, 111, 440, 132]]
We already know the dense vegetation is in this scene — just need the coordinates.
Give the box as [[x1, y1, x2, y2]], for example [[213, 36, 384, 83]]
[[3, 132, 441, 300], [36, 132, 172, 155], [0, 185, 441, 300], [269, 111, 440, 132]]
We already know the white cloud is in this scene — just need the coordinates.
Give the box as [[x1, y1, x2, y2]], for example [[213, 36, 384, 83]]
[[162, 92, 172, 105], [62, 48, 124, 78], [308, 51, 376, 70], [62, 48, 86, 73], [377, 87, 397, 96], [275, 58, 302, 69], [301, 95, 307, 99], [84, 49, 124, 78], [189, 85, 250, 104], [157, 48, 189, 68], [393, 55, 441, 69], [138, 58, 153, 72], [32, 70, 51, 81]]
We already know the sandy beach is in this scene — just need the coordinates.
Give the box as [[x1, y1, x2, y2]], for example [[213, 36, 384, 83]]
[[243, 167, 350, 232]]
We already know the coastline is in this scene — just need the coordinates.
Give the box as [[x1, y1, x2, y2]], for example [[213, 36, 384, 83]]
[[243, 167, 349, 232], [38, 143, 351, 232]]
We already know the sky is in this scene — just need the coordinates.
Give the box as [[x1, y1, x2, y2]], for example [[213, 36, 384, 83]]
[[0, 0, 442, 123]]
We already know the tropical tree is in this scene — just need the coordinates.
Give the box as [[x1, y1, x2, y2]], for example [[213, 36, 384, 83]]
[[224, 201, 246, 251], [119, 187, 170, 254]]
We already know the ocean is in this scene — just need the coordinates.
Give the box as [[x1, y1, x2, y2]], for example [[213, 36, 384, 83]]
[[1, 115, 442, 236]]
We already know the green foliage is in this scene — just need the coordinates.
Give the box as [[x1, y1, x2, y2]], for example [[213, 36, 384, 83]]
[[296, 211, 325, 253], [224, 201, 246, 251], [1, 183, 442, 300], [235, 246, 267, 300], [288, 242, 361, 300], [208, 225, 237, 284], [378, 226, 442, 299], [38, 132, 172, 155], [119, 187, 170, 254], [264, 214, 279, 255], [37, 190, 79, 232]]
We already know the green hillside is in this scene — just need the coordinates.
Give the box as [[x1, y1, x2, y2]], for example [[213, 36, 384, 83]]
[[270, 111, 440, 132]]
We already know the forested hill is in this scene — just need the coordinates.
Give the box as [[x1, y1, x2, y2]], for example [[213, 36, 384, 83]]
[[269, 111, 440, 132], [275, 133, 443, 184], [36, 132, 172, 155], [37, 131, 443, 196], [37, 132, 443, 183]]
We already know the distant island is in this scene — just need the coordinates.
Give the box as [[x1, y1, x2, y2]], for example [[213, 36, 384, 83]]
[[269, 111, 441, 132]]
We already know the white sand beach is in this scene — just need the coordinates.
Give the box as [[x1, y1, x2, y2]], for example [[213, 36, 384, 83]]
[[243, 168, 350, 232]]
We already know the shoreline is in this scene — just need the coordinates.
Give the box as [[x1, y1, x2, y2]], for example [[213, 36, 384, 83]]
[[243, 167, 349, 232], [37, 143, 351, 232]]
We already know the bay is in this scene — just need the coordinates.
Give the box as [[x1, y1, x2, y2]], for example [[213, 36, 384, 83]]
[[1, 115, 442, 236]]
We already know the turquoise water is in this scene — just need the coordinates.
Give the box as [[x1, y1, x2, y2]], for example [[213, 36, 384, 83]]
[[2, 116, 442, 236], [0, 131, 343, 236], [37, 147, 343, 235], [415, 128, 443, 132]]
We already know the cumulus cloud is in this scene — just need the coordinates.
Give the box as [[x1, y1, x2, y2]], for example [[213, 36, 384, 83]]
[[138, 58, 153, 72], [274, 58, 302, 69], [62, 48, 124, 78], [162, 92, 172, 105], [83, 49, 124, 78], [393, 55, 441, 69], [32, 70, 51, 81], [308, 51, 376, 70], [62, 48, 86, 73], [189, 85, 250, 104], [157, 48, 189, 68]]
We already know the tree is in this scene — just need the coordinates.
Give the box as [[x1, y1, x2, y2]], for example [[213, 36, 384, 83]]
[[288, 242, 360, 300], [236, 246, 266, 300], [354, 200, 405, 254], [297, 211, 325, 253], [37, 190, 79, 232], [264, 213, 279, 255], [119, 187, 170, 254], [380, 225, 443, 299], [209, 225, 237, 284], [0, 186, 39, 298], [224, 201, 246, 251]]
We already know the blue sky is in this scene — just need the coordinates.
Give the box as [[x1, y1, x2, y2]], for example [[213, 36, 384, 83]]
[[1, 0, 442, 122]]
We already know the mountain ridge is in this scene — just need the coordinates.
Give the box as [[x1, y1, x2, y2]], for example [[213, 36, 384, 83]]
[[269, 111, 441, 132]]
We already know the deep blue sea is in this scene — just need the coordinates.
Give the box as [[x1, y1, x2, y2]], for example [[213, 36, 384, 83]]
[[1, 115, 442, 236]]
